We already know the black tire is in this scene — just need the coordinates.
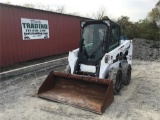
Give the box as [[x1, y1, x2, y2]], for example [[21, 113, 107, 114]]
[[108, 69, 122, 94], [123, 65, 131, 85], [114, 69, 122, 93]]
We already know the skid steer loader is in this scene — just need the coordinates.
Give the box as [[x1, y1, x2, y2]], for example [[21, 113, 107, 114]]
[[38, 17, 133, 114]]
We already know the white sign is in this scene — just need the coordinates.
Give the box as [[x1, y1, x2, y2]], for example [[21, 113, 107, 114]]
[[21, 18, 49, 40]]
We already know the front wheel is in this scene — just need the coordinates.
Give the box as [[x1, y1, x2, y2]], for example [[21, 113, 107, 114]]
[[108, 69, 122, 94], [115, 69, 122, 93]]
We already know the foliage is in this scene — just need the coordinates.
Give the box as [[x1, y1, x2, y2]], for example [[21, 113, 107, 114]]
[[117, 16, 160, 41], [117, 1, 160, 41], [137, 19, 159, 40], [148, 8, 160, 23]]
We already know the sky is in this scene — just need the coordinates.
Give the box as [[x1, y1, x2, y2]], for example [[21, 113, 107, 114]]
[[0, 0, 159, 22]]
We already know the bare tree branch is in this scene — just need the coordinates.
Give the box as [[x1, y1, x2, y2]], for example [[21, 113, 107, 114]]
[[56, 6, 66, 13], [4, 1, 12, 5], [23, 3, 35, 8], [92, 7, 107, 20]]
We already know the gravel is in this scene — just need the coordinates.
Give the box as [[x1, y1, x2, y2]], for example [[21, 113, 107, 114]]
[[0, 60, 160, 120], [132, 39, 160, 61]]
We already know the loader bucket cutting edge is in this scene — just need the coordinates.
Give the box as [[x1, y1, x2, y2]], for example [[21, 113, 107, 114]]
[[38, 71, 114, 114]]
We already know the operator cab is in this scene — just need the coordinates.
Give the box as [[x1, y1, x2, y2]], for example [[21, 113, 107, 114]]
[[80, 21, 108, 62], [74, 18, 121, 76]]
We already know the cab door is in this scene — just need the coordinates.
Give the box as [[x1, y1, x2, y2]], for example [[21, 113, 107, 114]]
[[109, 25, 120, 51]]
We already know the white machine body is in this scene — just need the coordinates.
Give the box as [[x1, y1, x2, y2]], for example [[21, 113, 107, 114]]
[[68, 40, 133, 79]]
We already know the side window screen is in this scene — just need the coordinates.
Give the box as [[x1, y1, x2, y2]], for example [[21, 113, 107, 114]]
[[109, 26, 120, 51]]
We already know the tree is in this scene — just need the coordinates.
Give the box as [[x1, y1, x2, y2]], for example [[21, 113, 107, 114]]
[[36, 3, 47, 10], [132, 19, 160, 41], [146, 1, 160, 40], [55, 6, 66, 13], [148, 8, 160, 24], [117, 16, 130, 33], [4, 1, 12, 5], [117, 16, 136, 38], [92, 7, 107, 20], [22, 3, 54, 11], [23, 3, 35, 8], [68, 12, 80, 16]]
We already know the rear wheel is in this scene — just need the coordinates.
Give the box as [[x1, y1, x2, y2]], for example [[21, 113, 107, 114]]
[[120, 61, 132, 85], [123, 65, 131, 85]]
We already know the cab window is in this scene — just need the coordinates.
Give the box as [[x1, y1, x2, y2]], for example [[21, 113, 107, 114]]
[[109, 26, 120, 51]]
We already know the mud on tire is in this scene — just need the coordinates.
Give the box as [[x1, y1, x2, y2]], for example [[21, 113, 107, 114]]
[[108, 68, 122, 95], [121, 61, 132, 85]]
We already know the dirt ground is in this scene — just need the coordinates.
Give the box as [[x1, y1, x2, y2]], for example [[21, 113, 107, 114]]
[[0, 59, 160, 120]]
